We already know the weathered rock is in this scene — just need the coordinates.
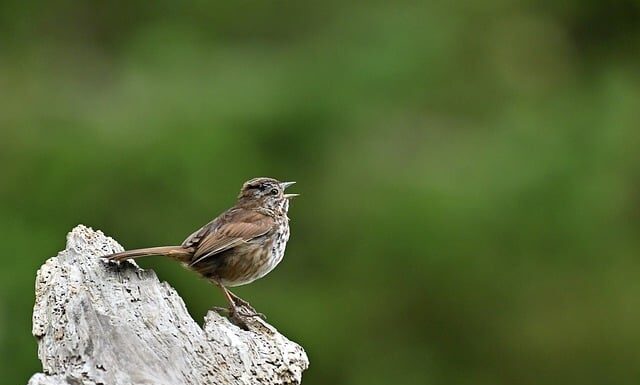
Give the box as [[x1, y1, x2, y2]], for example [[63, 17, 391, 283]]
[[28, 225, 308, 385]]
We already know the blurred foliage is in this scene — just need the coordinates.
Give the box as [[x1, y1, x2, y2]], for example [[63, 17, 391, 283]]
[[1, 1, 640, 384]]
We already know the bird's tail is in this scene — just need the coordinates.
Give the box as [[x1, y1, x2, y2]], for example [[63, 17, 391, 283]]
[[105, 246, 192, 263]]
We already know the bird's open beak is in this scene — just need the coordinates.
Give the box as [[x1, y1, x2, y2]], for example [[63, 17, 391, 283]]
[[280, 181, 299, 198]]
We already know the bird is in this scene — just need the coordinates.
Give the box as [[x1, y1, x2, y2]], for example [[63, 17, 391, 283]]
[[103, 177, 298, 328]]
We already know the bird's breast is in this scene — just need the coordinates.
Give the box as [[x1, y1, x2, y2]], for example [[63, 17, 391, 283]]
[[218, 222, 290, 287]]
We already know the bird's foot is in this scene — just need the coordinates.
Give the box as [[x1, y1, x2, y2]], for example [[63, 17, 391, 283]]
[[212, 306, 266, 331], [237, 308, 266, 319], [212, 306, 231, 316], [228, 293, 267, 320]]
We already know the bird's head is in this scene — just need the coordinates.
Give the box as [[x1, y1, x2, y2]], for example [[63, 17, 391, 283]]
[[237, 177, 298, 213]]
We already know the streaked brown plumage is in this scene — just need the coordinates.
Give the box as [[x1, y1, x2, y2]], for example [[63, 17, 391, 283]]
[[104, 177, 297, 328]]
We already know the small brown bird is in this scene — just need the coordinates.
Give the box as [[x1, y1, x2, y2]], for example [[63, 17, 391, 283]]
[[104, 177, 298, 327]]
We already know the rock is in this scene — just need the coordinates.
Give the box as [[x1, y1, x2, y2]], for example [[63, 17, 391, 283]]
[[28, 225, 308, 385]]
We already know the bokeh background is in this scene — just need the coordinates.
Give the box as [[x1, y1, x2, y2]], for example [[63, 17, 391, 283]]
[[2, 1, 640, 384]]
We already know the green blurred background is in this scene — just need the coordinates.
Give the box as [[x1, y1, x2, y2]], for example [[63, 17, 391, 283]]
[[2, 1, 640, 384]]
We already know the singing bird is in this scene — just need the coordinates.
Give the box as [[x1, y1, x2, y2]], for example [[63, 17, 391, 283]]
[[104, 177, 298, 328]]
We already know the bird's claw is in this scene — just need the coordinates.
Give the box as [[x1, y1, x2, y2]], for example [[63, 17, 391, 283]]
[[212, 305, 266, 330], [212, 306, 231, 315], [237, 309, 266, 319]]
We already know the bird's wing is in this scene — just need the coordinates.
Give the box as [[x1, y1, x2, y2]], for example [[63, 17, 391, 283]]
[[187, 210, 274, 266]]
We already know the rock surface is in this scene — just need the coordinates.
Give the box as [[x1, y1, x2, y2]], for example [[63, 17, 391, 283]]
[[28, 225, 309, 385]]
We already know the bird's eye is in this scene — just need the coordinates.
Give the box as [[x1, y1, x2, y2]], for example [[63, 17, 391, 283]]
[[270, 188, 279, 195]]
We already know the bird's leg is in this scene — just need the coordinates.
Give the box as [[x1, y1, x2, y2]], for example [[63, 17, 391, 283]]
[[212, 283, 250, 330], [213, 282, 265, 326], [227, 290, 265, 319], [214, 283, 239, 313]]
